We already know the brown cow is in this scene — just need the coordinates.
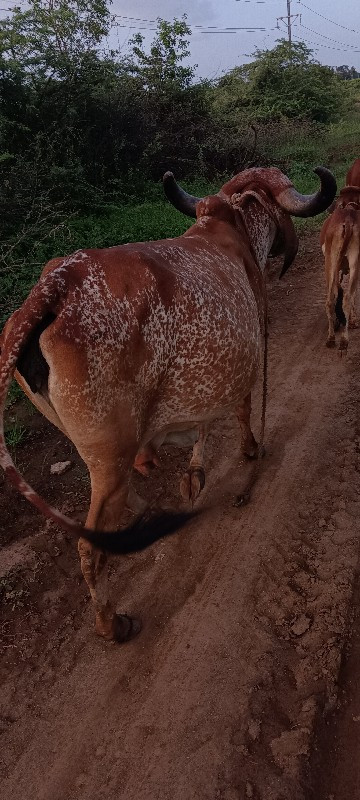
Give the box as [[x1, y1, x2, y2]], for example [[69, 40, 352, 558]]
[[346, 158, 360, 187], [320, 185, 360, 349], [0, 166, 336, 641], [324, 159, 360, 216]]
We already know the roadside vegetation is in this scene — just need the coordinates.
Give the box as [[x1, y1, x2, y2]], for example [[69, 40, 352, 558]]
[[0, 0, 359, 323]]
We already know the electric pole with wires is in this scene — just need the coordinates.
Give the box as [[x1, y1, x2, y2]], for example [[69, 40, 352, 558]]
[[277, 0, 301, 44]]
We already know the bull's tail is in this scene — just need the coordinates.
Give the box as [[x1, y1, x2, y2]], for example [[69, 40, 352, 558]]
[[0, 270, 196, 554], [334, 220, 353, 328]]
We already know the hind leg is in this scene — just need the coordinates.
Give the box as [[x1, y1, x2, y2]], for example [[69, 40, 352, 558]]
[[325, 252, 339, 348], [349, 305, 358, 328], [340, 251, 360, 351], [78, 451, 142, 641], [236, 393, 260, 459], [39, 331, 144, 639], [325, 298, 337, 347], [348, 275, 359, 329]]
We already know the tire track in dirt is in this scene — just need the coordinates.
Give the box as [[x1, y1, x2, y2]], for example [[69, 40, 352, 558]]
[[1, 234, 360, 800]]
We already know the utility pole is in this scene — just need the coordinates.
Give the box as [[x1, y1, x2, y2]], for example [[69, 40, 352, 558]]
[[276, 0, 301, 45], [287, 0, 291, 44]]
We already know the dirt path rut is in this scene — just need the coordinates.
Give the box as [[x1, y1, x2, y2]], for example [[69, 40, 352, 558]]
[[1, 233, 360, 800]]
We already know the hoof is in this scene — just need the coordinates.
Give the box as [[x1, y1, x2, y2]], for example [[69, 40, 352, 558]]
[[113, 613, 142, 643], [180, 466, 205, 504], [233, 492, 251, 508], [339, 338, 348, 353], [245, 442, 266, 460], [96, 613, 142, 642], [326, 336, 336, 348]]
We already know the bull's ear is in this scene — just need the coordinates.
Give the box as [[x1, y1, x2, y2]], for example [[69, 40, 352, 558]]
[[278, 216, 299, 278]]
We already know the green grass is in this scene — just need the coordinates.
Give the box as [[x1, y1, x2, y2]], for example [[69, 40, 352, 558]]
[[4, 418, 27, 448], [4, 382, 32, 449]]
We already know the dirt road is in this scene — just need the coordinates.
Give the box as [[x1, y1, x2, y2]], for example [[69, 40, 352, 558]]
[[1, 233, 360, 800]]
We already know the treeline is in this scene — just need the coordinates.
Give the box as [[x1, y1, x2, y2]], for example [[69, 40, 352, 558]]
[[0, 1, 345, 220]]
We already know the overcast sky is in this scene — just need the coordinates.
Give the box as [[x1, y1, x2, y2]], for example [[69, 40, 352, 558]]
[[0, 0, 359, 77], [109, 0, 360, 78]]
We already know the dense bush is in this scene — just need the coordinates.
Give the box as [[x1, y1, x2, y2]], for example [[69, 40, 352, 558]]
[[212, 42, 343, 125]]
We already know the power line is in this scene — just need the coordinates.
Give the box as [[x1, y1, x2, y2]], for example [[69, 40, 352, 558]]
[[193, 25, 266, 30], [112, 14, 266, 33], [0, 6, 267, 37], [299, 23, 360, 50], [114, 27, 264, 35], [113, 15, 156, 24], [114, 25, 157, 31], [297, 2, 360, 36], [293, 34, 360, 54], [114, 24, 266, 35], [193, 27, 267, 32]]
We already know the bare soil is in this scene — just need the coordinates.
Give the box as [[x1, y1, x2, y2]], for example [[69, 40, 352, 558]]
[[1, 232, 360, 800], [311, 572, 360, 800]]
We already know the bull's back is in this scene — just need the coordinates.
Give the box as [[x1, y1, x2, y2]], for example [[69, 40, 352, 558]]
[[321, 208, 359, 250], [127, 239, 262, 423]]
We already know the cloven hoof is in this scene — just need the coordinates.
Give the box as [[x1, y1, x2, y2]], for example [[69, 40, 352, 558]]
[[113, 614, 142, 643], [326, 336, 336, 348], [245, 443, 266, 460], [233, 492, 251, 508], [96, 613, 142, 643]]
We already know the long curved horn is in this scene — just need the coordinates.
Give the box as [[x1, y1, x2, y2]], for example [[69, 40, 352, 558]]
[[163, 172, 201, 218], [276, 167, 337, 218]]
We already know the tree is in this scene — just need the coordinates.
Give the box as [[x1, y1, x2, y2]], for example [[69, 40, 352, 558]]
[[251, 40, 343, 123], [334, 65, 360, 80], [0, 0, 111, 80], [211, 66, 249, 118], [0, 0, 147, 207], [128, 17, 209, 178], [130, 16, 194, 94], [213, 40, 343, 125]]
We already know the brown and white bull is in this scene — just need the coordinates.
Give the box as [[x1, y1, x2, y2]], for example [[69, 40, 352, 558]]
[[320, 184, 360, 349], [0, 166, 336, 641]]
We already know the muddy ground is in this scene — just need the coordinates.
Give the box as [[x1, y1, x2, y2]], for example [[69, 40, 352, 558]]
[[1, 232, 360, 800]]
